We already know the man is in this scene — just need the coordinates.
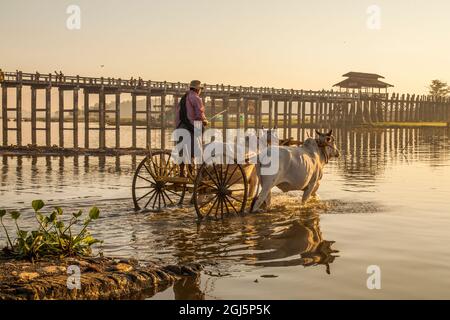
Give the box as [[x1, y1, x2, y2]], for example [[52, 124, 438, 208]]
[[176, 80, 208, 161], [0, 69, 4, 83]]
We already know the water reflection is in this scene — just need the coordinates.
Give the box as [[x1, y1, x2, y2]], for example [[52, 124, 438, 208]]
[[173, 276, 205, 300], [247, 215, 338, 274], [145, 209, 338, 300], [132, 205, 341, 277], [1, 127, 450, 299]]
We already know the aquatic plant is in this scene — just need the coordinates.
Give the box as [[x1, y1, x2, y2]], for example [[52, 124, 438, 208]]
[[0, 200, 102, 260]]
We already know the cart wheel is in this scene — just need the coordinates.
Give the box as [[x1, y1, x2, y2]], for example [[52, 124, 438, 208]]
[[193, 162, 248, 220], [132, 150, 186, 212]]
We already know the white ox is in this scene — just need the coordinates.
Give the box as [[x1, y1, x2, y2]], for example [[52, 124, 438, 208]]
[[251, 130, 340, 212]]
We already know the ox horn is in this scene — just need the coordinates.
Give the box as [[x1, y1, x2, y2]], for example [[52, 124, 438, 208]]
[[327, 129, 333, 136]]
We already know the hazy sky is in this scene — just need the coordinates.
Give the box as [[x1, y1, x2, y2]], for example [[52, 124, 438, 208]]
[[1, 0, 449, 94]]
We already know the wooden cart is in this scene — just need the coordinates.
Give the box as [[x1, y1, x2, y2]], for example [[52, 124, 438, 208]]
[[132, 137, 301, 219], [132, 149, 252, 219]]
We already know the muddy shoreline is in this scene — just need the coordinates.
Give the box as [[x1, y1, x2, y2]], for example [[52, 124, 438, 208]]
[[0, 253, 202, 300]]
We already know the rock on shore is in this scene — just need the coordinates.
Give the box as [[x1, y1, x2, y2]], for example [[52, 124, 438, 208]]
[[0, 254, 202, 300]]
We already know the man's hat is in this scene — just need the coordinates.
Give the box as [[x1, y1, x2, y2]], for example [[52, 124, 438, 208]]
[[189, 80, 204, 90]]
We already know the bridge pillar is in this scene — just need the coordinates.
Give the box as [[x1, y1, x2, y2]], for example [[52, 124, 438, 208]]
[[31, 86, 37, 145], [1, 84, 7, 146], [45, 85, 51, 147], [99, 86, 105, 150], [73, 87, 79, 148], [116, 91, 121, 149], [84, 89, 89, 149], [131, 92, 137, 149], [58, 88, 64, 147]]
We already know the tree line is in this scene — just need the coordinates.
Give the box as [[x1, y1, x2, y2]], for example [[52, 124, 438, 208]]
[[428, 80, 450, 97]]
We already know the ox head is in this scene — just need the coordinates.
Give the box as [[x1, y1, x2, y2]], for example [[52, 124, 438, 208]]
[[315, 130, 340, 160]]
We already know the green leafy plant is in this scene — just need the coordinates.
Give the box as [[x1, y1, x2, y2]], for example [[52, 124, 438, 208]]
[[1, 200, 102, 260]]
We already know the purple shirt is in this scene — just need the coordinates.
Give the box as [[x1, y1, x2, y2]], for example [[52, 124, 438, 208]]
[[176, 90, 206, 127]]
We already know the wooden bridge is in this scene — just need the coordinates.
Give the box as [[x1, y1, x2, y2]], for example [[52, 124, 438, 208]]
[[1, 71, 449, 151]]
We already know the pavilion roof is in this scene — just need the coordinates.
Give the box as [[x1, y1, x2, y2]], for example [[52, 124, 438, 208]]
[[333, 72, 393, 89]]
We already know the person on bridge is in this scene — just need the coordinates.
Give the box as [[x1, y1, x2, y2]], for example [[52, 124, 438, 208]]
[[176, 80, 208, 164], [0, 69, 4, 83]]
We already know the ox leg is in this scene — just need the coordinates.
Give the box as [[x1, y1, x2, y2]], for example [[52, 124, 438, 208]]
[[302, 186, 313, 204], [264, 190, 272, 208], [302, 172, 320, 204], [248, 171, 258, 199], [311, 182, 321, 200], [302, 180, 318, 204], [251, 186, 272, 213]]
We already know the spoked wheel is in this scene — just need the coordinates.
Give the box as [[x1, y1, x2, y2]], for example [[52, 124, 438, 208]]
[[132, 150, 186, 212], [193, 161, 248, 220]]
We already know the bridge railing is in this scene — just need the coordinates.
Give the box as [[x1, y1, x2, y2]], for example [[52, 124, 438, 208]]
[[2, 70, 383, 99]]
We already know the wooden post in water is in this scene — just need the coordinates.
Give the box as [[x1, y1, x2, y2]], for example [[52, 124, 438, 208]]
[[223, 95, 229, 143], [301, 99, 306, 128], [161, 91, 166, 150], [405, 94, 411, 122], [45, 85, 51, 147], [377, 98, 384, 123], [318, 99, 323, 126], [243, 98, 248, 131], [257, 96, 262, 129], [410, 94, 415, 122], [297, 99, 302, 141], [341, 101, 347, 125], [395, 94, 401, 122], [212, 97, 217, 128], [274, 100, 278, 129], [73, 87, 79, 148], [365, 98, 372, 124], [445, 97, 449, 122], [131, 92, 137, 148], [1, 84, 7, 146], [324, 100, 330, 126], [368, 99, 375, 123], [438, 96, 443, 122], [99, 86, 106, 149], [309, 100, 315, 127], [268, 96, 273, 129], [428, 96, 433, 122], [414, 95, 421, 121], [288, 98, 293, 139], [115, 92, 121, 149], [419, 95, 424, 121], [319, 99, 324, 125], [400, 94, 405, 122], [31, 87, 37, 145], [236, 96, 241, 130], [350, 99, 356, 125], [282, 98, 287, 139], [315, 100, 320, 127], [386, 94, 391, 122], [16, 83, 22, 146], [58, 88, 64, 147], [84, 90, 89, 148], [420, 95, 425, 121], [355, 98, 363, 124]]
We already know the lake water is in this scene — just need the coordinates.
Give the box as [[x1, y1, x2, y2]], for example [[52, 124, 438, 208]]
[[1, 127, 450, 299]]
